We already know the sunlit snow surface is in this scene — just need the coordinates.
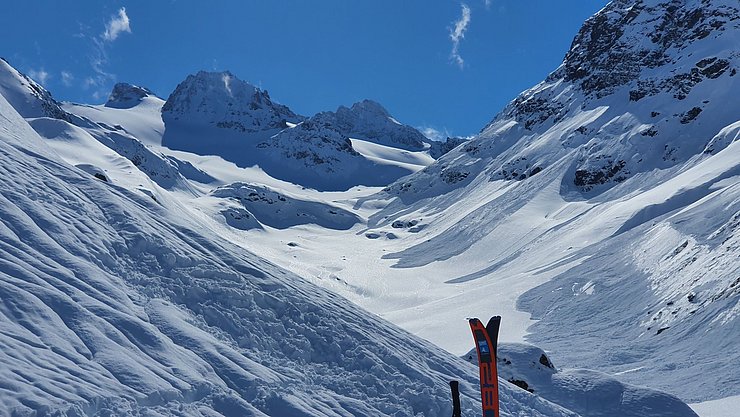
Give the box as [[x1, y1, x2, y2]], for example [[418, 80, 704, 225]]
[[2, 0, 738, 414], [0, 63, 700, 416], [0, 70, 618, 416]]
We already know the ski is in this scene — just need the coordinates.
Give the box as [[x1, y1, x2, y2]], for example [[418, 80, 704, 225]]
[[469, 316, 501, 417]]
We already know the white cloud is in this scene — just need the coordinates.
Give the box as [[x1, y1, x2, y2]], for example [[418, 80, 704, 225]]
[[28, 68, 50, 86], [449, 4, 471, 70], [103, 7, 132, 41], [484, 0, 492, 9], [419, 126, 450, 142], [83, 77, 97, 90], [61, 71, 74, 86]]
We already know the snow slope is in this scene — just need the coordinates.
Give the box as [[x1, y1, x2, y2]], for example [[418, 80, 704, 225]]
[[64, 83, 166, 146], [1, 0, 732, 413], [341, 0, 739, 403], [0, 89, 589, 417], [211, 0, 738, 407]]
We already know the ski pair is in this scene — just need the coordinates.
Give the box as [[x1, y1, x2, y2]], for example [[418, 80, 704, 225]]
[[469, 316, 501, 417], [450, 316, 502, 417]]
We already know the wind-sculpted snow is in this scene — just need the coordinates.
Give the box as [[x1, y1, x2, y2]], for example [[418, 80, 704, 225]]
[[0, 93, 585, 417], [518, 145, 740, 401]]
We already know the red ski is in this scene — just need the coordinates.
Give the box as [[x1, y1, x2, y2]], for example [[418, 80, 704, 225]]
[[469, 316, 501, 417]]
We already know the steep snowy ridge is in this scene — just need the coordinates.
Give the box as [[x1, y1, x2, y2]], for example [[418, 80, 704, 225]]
[[0, 61, 197, 194], [0, 58, 70, 121], [0, 92, 586, 417]]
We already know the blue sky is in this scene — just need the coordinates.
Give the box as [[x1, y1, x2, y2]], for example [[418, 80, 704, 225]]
[[1, 1, 607, 137]]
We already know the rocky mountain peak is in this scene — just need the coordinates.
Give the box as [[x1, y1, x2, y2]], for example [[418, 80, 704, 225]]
[[310, 99, 428, 151], [394, 0, 738, 198], [344, 99, 391, 118], [161, 70, 302, 133], [104, 82, 155, 109], [557, 0, 738, 98], [493, 0, 738, 133]]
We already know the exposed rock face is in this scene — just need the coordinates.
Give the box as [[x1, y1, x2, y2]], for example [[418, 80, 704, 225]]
[[559, 0, 738, 99], [429, 136, 468, 159], [105, 83, 156, 109]]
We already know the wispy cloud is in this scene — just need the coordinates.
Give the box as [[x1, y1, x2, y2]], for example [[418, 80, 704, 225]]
[[82, 7, 133, 100], [419, 126, 451, 142], [28, 68, 50, 86], [449, 4, 472, 70], [103, 7, 132, 41], [484, 0, 492, 9], [61, 71, 74, 86]]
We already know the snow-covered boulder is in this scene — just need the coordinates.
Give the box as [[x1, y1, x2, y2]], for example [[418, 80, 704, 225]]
[[209, 182, 361, 230], [465, 343, 698, 417]]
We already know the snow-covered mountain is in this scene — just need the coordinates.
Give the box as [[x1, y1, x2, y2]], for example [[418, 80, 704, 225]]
[[350, 0, 739, 404], [160, 70, 443, 190], [311, 99, 430, 151], [162, 70, 303, 141], [0, 82, 602, 417], [0, 55, 704, 416], [1, 0, 736, 414]]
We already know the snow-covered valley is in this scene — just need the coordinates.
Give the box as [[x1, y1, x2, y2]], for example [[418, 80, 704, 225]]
[[1, 0, 738, 416]]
